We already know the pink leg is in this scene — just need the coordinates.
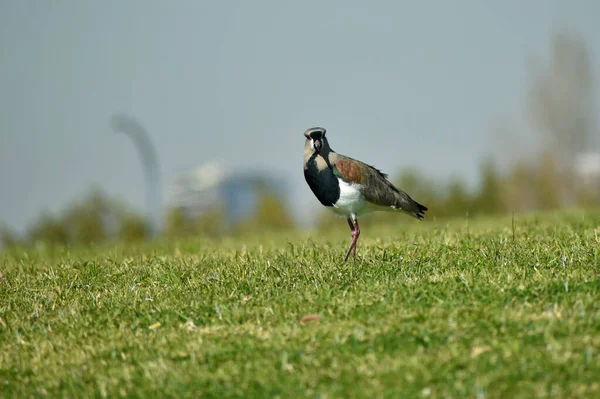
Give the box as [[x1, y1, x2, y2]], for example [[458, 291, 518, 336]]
[[353, 219, 360, 257], [344, 218, 360, 262]]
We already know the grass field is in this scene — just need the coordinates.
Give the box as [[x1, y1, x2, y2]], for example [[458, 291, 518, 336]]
[[1, 210, 600, 398]]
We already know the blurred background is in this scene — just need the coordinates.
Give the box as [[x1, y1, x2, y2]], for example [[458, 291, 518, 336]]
[[1, 1, 599, 248]]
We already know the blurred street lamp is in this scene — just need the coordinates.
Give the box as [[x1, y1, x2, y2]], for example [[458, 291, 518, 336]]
[[110, 113, 162, 238]]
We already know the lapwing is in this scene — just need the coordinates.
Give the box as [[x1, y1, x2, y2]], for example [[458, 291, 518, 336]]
[[303, 127, 428, 262]]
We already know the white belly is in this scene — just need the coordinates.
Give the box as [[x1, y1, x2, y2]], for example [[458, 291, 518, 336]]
[[329, 179, 373, 218]]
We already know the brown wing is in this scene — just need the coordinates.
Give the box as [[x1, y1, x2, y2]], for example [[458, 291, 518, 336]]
[[332, 154, 428, 219], [332, 156, 366, 184]]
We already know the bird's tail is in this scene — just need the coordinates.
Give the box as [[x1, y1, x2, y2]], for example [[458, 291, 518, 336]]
[[395, 191, 428, 220], [410, 200, 428, 220]]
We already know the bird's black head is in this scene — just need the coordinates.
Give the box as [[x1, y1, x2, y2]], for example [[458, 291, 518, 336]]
[[303, 127, 328, 155]]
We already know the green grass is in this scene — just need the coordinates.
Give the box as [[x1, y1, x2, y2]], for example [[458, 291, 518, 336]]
[[1, 210, 600, 398]]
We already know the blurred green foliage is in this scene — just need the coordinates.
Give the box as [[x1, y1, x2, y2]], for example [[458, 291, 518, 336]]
[[165, 206, 226, 238], [4, 150, 599, 250], [1, 189, 148, 249], [235, 191, 296, 234], [1, 186, 297, 249]]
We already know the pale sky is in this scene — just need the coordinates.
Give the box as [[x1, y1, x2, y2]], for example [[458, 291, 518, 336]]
[[1, 1, 599, 232]]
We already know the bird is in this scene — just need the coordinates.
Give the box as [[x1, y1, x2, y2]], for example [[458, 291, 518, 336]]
[[303, 127, 428, 262]]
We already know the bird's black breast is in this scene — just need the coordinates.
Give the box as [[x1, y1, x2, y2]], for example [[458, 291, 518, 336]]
[[304, 156, 340, 207]]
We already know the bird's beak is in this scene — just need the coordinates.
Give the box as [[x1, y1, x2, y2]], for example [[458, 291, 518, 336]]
[[313, 139, 322, 153]]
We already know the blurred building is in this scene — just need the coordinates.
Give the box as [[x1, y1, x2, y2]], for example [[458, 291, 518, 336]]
[[168, 162, 288, 226]]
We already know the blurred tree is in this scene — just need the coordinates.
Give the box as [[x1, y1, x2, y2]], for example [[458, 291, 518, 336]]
[[119, 213, 148, 243], [0, 225, 22, 249], [28, 211, 70, 247], [235, 189, 296, 233], [394, 168, 441, 219], [534, 151, 563, 210], [195, 207, 226, 237], [443, 176, 471, 218], [164, 206, 229, 238], [501, 160, 536, 213], [62, 189, 112, 244], [20, 188, 149, 247], [472, 159, 504, 215], [253, 192, 296, 231], [164, 207, 190, 237], [528, 30, 596, 168], [483, 29, 599, 214], [394, 168, 439, 204], [314, 207, 340, 231]]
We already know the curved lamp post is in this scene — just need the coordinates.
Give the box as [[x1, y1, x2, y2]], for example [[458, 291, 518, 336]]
[[110, 113, 162, 239]]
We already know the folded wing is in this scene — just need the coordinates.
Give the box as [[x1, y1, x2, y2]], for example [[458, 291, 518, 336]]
[[331, 154, 427, 220]]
